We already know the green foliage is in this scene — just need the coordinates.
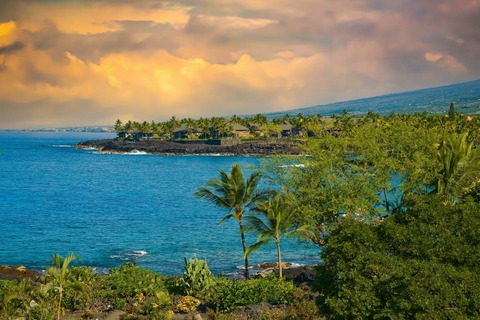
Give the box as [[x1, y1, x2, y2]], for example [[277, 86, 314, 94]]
[[61, 266, 98, 311], [315, 195, 480, 319], [141, 291, 173, 318], [180, 255, 215, 299], [211, 277, 297, 313], [0, 279, 30, 319], [435, 132, 480, 204], [29, 306, 56, 320], [102, 262, 166, 298], [100, 262, 171, 313], [43, 253, 83, 320], [245, 194, 314, 277], [195, 163, 274, 278], [176, 295, 201, 313], [448, 102, 456, 119]]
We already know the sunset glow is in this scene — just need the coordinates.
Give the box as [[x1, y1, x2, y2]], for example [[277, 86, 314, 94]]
[[0, 0, 479, 128]]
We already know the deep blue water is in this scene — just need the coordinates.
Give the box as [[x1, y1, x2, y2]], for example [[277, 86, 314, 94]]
[[0, 132, 318, 275]]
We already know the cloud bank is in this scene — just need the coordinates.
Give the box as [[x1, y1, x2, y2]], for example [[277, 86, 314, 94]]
[[0, 0, 479, 128]]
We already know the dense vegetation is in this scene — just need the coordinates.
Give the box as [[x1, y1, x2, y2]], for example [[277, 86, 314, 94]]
[[2, 107, 480, 319], [0, 257, 318, 319]]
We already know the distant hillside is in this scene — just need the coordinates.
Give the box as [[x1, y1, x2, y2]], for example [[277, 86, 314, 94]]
[[265, 79, 480, 118]]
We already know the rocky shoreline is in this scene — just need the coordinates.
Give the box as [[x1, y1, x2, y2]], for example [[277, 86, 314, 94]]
[[76, 139, 304, 156]]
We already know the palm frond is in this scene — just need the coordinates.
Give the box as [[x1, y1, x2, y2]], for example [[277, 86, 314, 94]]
[[245, 215, 271, 234], [219, 213, 235, 225], [195, 187, 231, 209], [245, 239, 269, 257]]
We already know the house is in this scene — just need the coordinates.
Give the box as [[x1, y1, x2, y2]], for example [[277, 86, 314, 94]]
[[279, 121, 294, 137], [229, 122, 250, 138], [172, 124, 202, 139]]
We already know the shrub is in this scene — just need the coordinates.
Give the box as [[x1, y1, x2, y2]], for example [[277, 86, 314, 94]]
[[176, 295, 201, 313], [315, 195, 480, 319], [100, 262, 171, 315], [180, 255, 215, 299], [102, 262, 167, 299], [211, 277, 296, 313]]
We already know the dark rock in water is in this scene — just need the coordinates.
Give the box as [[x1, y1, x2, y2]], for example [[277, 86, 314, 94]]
[[283, 266, 317, 286], [253, 263, 316, 286]]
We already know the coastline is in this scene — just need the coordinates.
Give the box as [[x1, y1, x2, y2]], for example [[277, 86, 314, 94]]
[[76, 138, 304, 156], [0, 262, 316, 286]]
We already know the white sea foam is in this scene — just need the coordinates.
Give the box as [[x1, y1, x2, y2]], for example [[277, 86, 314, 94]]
[[130, 250, 149, 257], [124, 149, 148, 155], [49, 144, 72, 148], [110, 250, 149, 261]]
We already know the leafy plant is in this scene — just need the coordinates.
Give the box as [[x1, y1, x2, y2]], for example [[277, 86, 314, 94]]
[[176, 295, 201, 313], [102, 262, 167, 299], [42, 253, 84, 320], [0, 279, 30, 319], [101, 262, 170, 314], [211, 277, 296, 313], [180, 255, 215, 299]]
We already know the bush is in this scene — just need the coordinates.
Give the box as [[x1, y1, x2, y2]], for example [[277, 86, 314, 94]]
[[180, 255, 215, 299], [100, 262, 171, 314], [211, 277, 297, 313], [315, 195, 480, 319], [176, 295, 201, 313], [102, 262, 167, 298]]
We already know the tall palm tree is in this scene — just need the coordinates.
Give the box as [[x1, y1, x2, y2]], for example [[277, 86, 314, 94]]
[[245, 194, 313, 277], [194, 164, 273, 278], [436, 133, 480, 204]]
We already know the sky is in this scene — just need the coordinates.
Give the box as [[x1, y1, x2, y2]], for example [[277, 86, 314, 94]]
[[0, 0, 479, 129]]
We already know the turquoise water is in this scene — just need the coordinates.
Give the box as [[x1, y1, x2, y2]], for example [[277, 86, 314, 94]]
[[0, 132, 318, 275]]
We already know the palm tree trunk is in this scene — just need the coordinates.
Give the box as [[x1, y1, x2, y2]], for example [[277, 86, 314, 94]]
[[57, 288, 62, 320], [383, 187, 390, 214], [239, 220, 249, 279], [276, 239, 282, 278]]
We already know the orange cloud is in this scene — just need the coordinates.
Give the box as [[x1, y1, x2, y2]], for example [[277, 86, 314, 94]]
[[0, 0, 479, 129], [17, 2, 191, 34]]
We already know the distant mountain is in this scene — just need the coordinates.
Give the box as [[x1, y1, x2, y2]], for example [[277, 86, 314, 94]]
[[265, 79, 480, 118]]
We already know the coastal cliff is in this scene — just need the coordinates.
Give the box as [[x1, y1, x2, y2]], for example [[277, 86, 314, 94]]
[[76, 139, 303, 156]]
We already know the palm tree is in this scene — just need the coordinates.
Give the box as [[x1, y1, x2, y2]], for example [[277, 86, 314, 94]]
[[114, 119, 123, 133], [245, 194, 313, 277], [436, 133, 480, 204], [194, 164, 273, 278], [44, 253, 80, 320]]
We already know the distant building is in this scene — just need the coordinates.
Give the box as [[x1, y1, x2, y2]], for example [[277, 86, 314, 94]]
[[279, 121, 294, 137], [229, 122, 250, 138], [172, 124, 202, 139]]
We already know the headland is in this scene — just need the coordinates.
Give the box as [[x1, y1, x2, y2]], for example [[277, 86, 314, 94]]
[[76, 139, 304, 156]]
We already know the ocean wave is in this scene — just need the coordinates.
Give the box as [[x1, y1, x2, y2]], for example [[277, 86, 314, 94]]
[[110, 249, 149, 261], [49, 144, 73, 148]]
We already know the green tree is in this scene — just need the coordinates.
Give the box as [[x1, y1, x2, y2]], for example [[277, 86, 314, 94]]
[[245, 194, 313, 277], [315, 195, 480, 319], [283, 135, 383, 246], [448, 101, 456, 120], [114, 119, 123, 133], [194, 164, 273, 278]]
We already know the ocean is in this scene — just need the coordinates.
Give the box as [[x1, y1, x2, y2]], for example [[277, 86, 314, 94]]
[[0, 132, 318, 276]]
